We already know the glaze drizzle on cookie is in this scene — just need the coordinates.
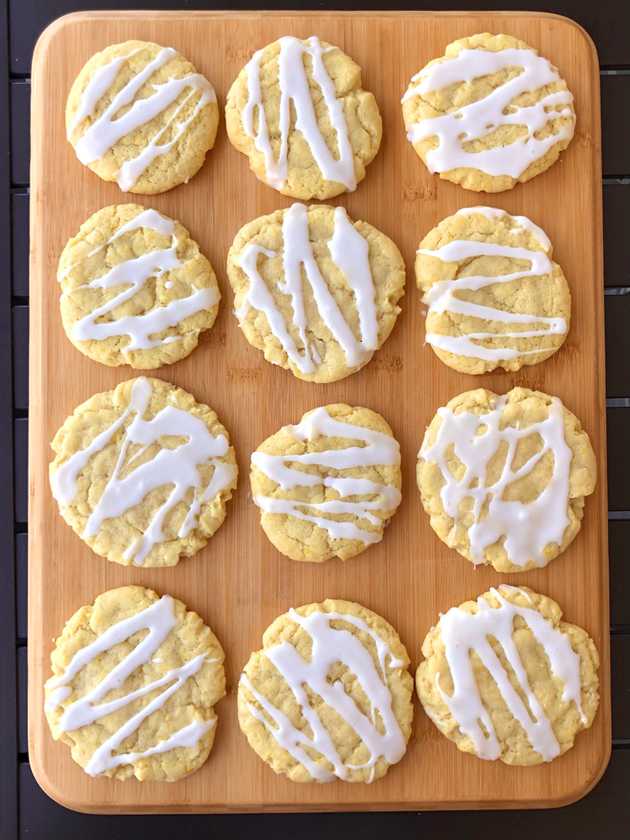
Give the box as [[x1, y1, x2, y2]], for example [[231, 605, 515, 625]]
[[241, 36, 356, 191], [430, 586, 586, 761], [418, 207, 568, 363], [236, 203, 378, 376], [419, 392, 572, 568], [68, 46, 216, 191], [403, 46, 574, 178], [51, 377, 236, 565], [240, 607, 407, 782], [252, 405, 401, 545], [45, 595, 218, 776], [60, 208, 218, 356]]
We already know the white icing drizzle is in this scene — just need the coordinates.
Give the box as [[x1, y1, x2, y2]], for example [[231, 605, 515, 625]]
[[252, 405, 401, 545], [241, 36, 356, 191], [241, 607, 406, 782], [69, 46, 216, 191], [419, 393, 572, 568], [60, 208, 218, 356], [404, 47, 574, 178], [433, 586, 586, 762], [50, 377, 236, 565], [45, 595, 217, 776], [237, 203, 377, 375], [418, 207, 567, 363]]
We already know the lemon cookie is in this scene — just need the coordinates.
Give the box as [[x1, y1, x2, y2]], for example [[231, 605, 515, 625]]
[[66, 40, 218, 194], [402, 33, 575, 192], [417, 387, 596, 573], [225, 35, 382, 199], [417, 585, 599, 765], [49, 377, 237, 568], [251, 404, 401, 563], [45, 586, 225, 781], [417, 207, 570, 374], [58, 204, 220, 369], [238, 599, 413, 782], [228, 203, 405, 383]]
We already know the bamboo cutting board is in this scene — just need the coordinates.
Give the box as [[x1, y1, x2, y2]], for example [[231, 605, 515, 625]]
[[28, 10, 610, 814]]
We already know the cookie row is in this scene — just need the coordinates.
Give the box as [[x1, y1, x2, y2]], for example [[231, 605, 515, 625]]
[[59, 203, 570, 380], [49, 376, 596, 574], [66, 34, 575, 198], [45, 584, 599, 782]]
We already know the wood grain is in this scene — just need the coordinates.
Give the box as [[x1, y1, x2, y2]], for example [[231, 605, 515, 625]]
[[27, 10, 610, 814]]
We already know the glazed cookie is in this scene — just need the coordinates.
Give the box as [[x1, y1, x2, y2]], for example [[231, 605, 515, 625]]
[[66, 40, 218, 194], [417, 387, 596, 573], [45, 586, 225, 781], [58, 205, 220, 369], [251, 404, 402, 563], [416, 207, 570, 374], [238, 599, 413, 782], [417, 585, 599, 766], [228, 203, 405, 383], [225, 35, 382, 199], [49, 377, 238, 568], [402, 33, 575, 192]]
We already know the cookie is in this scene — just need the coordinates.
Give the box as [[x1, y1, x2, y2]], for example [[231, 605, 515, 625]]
[[238, 599, 413, 782], [49, 377, 238, 568], [58, 204, 220, 369], [251, 404, 401, 563], [228, 203, 405, 383], [66, 40, 218, 194], [225, 35, 382, 199], [416, 207, 570, 374], [45, 586, 225, 781], [417, 387, 596, 573], [402, 33, 575, 192], [417, 585, 599, 766]]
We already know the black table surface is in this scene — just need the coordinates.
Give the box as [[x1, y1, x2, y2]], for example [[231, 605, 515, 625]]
[[2, 2, 630, 838]]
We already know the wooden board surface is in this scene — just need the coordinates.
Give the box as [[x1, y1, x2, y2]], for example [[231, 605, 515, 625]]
[[27, 10, 610, 814]]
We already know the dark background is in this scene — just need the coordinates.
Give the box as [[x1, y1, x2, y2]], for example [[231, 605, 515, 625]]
[[1, 2, 629, 838]]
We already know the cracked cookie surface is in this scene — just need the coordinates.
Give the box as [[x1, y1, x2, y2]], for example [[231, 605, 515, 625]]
[[250, 403, 402, 563], [58, 204, 220, 369], [402, 33, 575, 192], [49, 377, 238, 568], [45, 585, 226, 781], [416, 585, 599, 766], [238, 599, 413, 782], [416, 206, 570, 374], [66, 40, 219, 194], [228, 203, 405, 383], [417, 387, 597, 573], [226, 35, 382, 199]]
